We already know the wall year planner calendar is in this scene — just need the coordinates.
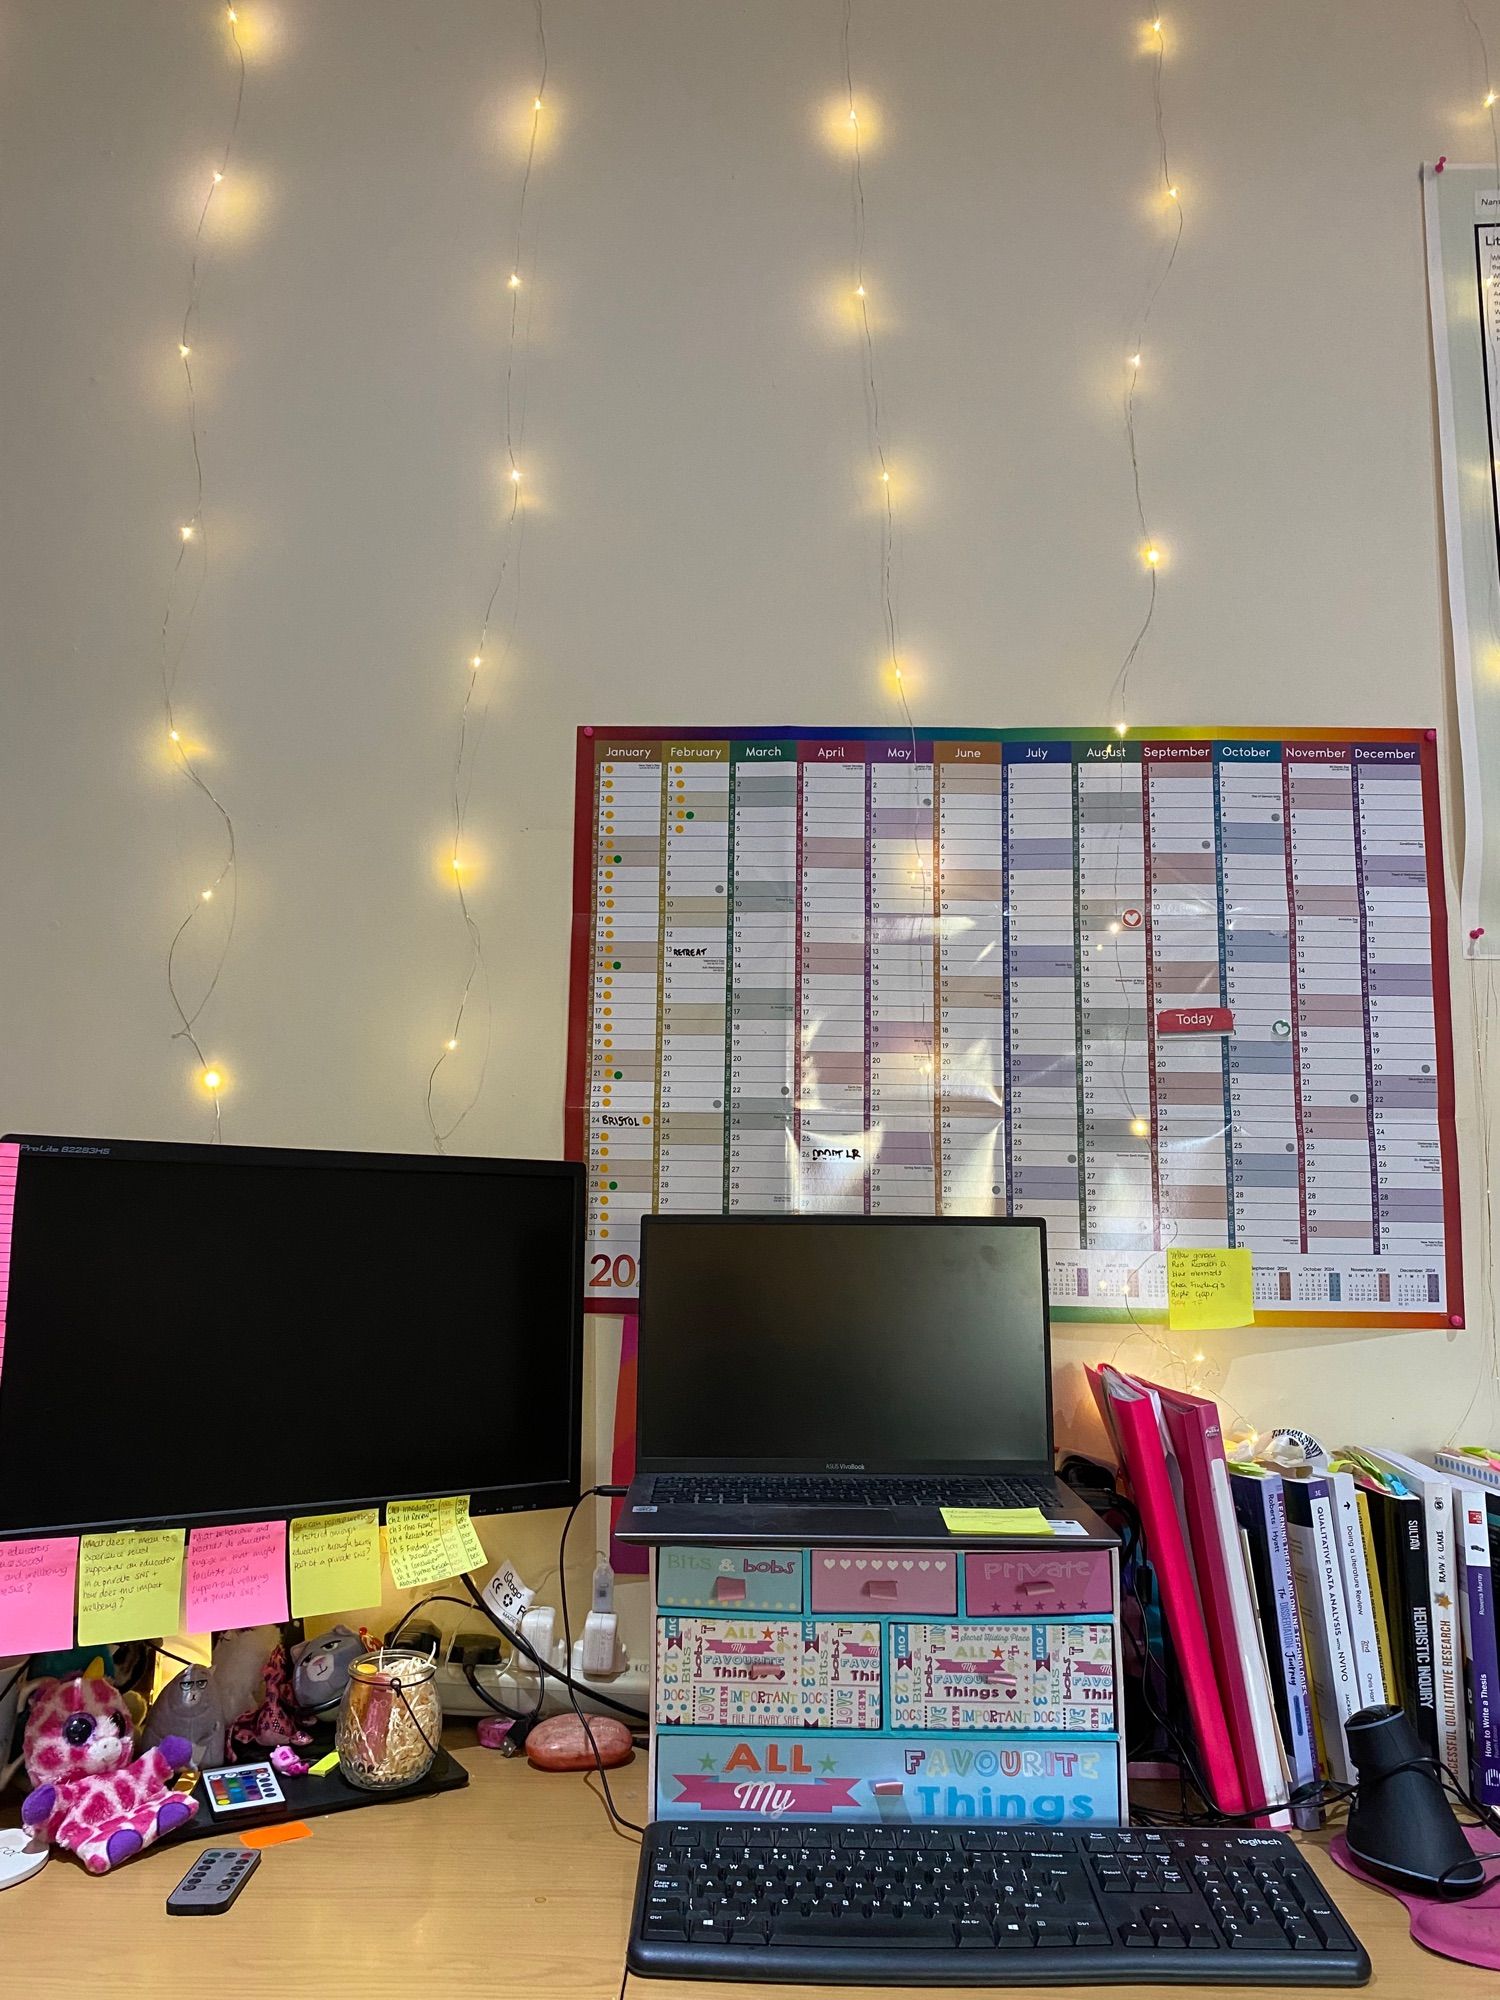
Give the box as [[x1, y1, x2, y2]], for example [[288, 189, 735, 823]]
[[566, 726, 1461, 1329]]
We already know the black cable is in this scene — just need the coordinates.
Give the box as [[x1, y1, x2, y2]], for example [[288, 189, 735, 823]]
[[383, 1584, 648, 1724], [558, 1485, 644, 1838]]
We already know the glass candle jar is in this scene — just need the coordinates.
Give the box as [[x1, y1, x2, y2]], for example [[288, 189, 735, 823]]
[[335, 1648, 442, 1792]]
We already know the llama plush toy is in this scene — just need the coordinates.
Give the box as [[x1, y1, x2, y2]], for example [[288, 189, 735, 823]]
[[21, 1671, 198, 1873]]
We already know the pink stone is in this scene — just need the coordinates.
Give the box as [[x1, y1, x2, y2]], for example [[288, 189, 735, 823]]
[[525, 1713, 633, 1771]]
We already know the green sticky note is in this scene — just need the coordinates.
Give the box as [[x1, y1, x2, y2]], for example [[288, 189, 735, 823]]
[[1166, 1246, 1255, 1330], [77, 1528, 185, 1645], [289, 1507, 382, 1619], [939, 1507, 1054, 1537], [385, 1496, 487, 1590]]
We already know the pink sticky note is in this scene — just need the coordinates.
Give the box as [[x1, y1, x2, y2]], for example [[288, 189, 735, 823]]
[[0, 1536, 79, 1655], [185, 1521, 289, 1632]]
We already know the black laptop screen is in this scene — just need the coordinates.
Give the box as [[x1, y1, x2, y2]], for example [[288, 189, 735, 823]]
[[637, 1217, 1051, 1473]]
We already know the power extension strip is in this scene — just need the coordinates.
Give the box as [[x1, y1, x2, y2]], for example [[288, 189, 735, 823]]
[[434, 1655, 651, 1722]]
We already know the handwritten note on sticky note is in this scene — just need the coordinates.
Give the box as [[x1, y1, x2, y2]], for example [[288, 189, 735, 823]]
[[939, 1508, 1054, 1537], [77, 1528, 184, 1645], [385, 1496, 487, 1590], [186, 1521, 288, 1633], [1166, 1246, 1255, 1330], [0, 1536, 79, 1654], [289, 1509, 381, 1620]]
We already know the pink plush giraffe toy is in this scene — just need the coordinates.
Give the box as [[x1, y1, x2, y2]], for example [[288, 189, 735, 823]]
[[21, 1671, 198, 1873]]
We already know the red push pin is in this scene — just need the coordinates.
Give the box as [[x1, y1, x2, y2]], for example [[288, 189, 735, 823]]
[[1471, 927, 1486, 941], [1436, 155, 1448, 173], [1451, 1314, 1465, 1328]]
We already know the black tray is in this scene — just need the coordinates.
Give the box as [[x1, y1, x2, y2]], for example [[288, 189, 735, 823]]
[[166, 1744, 469, 1846]]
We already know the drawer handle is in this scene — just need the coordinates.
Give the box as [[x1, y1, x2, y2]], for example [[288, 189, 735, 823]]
[[1018, 1580, 1057, 1598], [712, 1577, 748, 1603], [863, 1579, 899, 1600]]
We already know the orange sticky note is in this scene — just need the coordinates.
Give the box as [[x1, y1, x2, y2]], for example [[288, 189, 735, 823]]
[[239, 1821, 312, 1849]]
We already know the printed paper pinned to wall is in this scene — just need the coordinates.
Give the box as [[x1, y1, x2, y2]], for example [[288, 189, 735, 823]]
[[0, 1535, 78, 1654], [385, 1496, 486, 1590], [185, 1521, 289, 1632], [77, 1528, 185, 1645], [1166, 1246, 1255, 1330], [288, 1508, 381, 1620]]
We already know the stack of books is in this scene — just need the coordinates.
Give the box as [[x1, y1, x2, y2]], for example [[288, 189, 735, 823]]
[[1088, 1363, 1500, 1823]]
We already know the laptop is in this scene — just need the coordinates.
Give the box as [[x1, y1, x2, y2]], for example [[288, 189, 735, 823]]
[[618, 1213, 1111, 1547]]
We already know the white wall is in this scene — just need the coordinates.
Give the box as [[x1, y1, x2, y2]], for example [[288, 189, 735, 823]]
[[1, 0, 1497, 1471]]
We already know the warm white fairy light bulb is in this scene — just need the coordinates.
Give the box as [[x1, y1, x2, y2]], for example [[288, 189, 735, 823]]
[[201, 1067, 223, 1092], [509, 467, 522, 483], [180, 523, 195, 541], [470, 654, 482, 669], [201, 888, 213, 901], [533, 97, 544, 111], [1487, 90, 1497, 107], [508, 272, 522, 289], [445, 1037, 458, 1051], [212, 170, 224, 184], [854, 283, 866, 297], [168, 728, 181, 743], [179, 343, 191, 357], [1144, 544, 1162, 567], [1114, 721, 1129, 736]]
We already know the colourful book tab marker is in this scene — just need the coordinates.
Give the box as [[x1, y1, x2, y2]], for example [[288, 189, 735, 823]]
[[0, 1535, 79, 1654], [385, 1496, 487, 1590], [288, 1508, 382, 1620], [77, 1528, 185, 1646], [185, 1521, 289, 1632], [1165, 1246, 1255, 1331], [939, 1507, 1054, 1537], [240, 1821, 312, 1849]]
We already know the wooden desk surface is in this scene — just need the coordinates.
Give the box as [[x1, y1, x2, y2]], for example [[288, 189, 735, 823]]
[[1, 1728, 1488, 1998]]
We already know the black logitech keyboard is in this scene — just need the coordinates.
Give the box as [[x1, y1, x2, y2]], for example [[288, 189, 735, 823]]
[[627, 1821, 1371, 1985], [651, 1473, 1063, 1509]]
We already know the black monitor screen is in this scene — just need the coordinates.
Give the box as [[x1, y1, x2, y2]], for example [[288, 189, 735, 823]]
[[638, 1216, 1051, 1472], [0, 1136, 583, 1536]]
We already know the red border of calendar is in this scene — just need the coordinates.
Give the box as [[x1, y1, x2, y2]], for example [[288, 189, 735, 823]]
[[565, 726, 1463, 1330]]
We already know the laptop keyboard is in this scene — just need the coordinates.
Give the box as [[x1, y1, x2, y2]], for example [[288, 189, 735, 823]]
[[652, 1473, 1062, 1510]]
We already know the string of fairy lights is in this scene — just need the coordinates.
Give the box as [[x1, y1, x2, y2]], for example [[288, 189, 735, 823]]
[[158, 2, 248, 1138], [836, 0, 934, 1117], [1108, 14, 1181, 738], [423, 4, 550, 1154], [1095, 14, 1257, 1422]]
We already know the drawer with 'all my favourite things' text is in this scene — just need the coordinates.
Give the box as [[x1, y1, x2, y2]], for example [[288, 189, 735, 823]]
[[649, 1540, 1127, 1827]]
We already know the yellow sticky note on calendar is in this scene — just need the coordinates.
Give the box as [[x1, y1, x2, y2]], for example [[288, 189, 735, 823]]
[[384, 1496, 487, 1590], [1166, 1246, 1255, 1330], [939, 1508, 1053, 1537]]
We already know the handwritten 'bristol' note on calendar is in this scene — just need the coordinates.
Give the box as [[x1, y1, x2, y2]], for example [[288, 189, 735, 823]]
[[566, 727, 1461, 1329]]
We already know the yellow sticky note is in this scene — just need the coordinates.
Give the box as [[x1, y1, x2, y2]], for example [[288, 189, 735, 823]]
[[288, 1508, 382, 1619], [385, 1495, 487, 1590], [1166, 1246, 1255, 1330], [77, 1528, 185, 1646], [307, 1750, 340, 1777], [939, 1508, 1054, 1537]]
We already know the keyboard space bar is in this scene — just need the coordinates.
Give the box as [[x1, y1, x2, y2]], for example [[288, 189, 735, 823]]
[[768, 1916, 952, 1946]]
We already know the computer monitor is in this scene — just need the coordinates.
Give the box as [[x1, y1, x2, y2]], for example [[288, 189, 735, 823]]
[[636, 1214, 1052, 1473], [0, 1135, 584, 1536]]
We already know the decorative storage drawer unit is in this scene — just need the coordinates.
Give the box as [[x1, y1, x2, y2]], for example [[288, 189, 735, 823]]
[[649, 1538, 1126, 1830]]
